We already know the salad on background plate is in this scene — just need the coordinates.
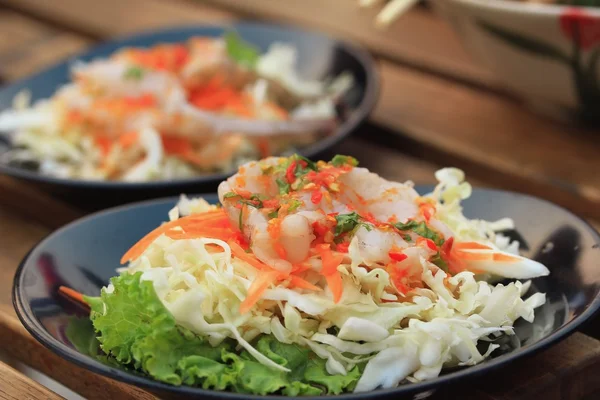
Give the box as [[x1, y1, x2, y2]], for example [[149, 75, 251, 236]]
[[65, 154, 549, 395], [0, 33, 352, 182]]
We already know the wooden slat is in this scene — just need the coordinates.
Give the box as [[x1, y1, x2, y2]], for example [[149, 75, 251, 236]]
[[200, 0, 600, 220], [0, 359, 63, 400], [3, 0, 599, 221], [373, 63, 600, 219], [202, 0, 496, 86], [0, 0, 233, 38], [0, 9, 90, 81], [0, 306, 156, 400], [1, 299, 599, 400]]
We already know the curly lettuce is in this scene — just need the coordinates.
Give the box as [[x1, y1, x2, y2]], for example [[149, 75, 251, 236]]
[[84, 272, 360, 395]]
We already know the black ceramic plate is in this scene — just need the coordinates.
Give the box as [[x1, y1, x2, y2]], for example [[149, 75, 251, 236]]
[[12, 188, 600, 399], [0, 22, 378, 206]]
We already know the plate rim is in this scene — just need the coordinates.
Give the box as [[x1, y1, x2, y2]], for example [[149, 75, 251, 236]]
[[0, 21, 380, 190], [12, 187, 600, 399]]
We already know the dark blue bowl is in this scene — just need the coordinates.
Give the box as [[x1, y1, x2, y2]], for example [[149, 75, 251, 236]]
[[0, 22, 378, 206], [12, 187, 600, 399]]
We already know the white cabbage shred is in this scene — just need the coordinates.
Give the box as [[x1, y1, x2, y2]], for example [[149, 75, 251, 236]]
[[117, 170, 547, 392]]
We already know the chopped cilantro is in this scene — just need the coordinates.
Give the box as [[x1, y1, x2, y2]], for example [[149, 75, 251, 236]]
[[123, 66, 144, 80], [334, 212, 361, 236], [223, 192, 240, 199], [403, 234, 412, 242], [288, 199, 302, 212], [224, 31, 260, 68], [430, 253, 448, 272], [267, 210, 279, 219], [276, 178, 291, 195], [239, 194, 264, 209], [393, 220, 444, 246], [292, 154, 318, 171], [331, 155, 358, 168]]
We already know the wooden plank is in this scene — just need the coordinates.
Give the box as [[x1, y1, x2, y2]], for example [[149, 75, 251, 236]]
[[0, 359, 63, 400], [2, 0, 599, 220], [372, 63, 600, 219], [0, 0, 233, 38], [0, 207, 51, 306], [2, 298, 599, 400], [0, 9, 90, 81], [202, 0, 496, 86], [0, 305, 156, 400]]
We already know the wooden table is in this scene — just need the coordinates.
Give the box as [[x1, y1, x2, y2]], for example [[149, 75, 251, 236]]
[[0, 1, 599, 399]]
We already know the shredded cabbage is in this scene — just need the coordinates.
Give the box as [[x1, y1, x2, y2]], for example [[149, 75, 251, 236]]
[[101, 182, 549, 393]]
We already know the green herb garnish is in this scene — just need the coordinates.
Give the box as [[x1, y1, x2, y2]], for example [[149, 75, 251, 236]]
[[224, 31, 260, 68], [123, 66, 144, 80], [393, 220, 444, 246], [430, 253, 449, 272], [223, 192, 240, 199], [331, 155, 358, 168], [276, 178, 291, 195], [334, 212, 361, 236]]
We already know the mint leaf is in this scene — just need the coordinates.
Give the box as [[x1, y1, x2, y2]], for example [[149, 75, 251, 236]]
[[224, 31, 260, 68]]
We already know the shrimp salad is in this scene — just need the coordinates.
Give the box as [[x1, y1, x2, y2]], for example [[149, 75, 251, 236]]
[[85, 155, 549, 395], [0, 33, 353, 181]]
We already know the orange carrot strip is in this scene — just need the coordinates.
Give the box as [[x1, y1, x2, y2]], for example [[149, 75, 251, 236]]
[[239, 270, 281, 314], [161, 134, 194, 155], [454, 242, 493, 250], [454, 250, 492, 261], [94, 135, 112, 157], [289, 276, 322, 291], [493, 253, 520, 262], [121, 210, 227, 263], [58, 286, 89, 309], [119, 131, 138, 148], [316, 244, 345, 276], [325, 272, 343, 303], [229, 241, 271, 271], [166, 228, 234, 241]]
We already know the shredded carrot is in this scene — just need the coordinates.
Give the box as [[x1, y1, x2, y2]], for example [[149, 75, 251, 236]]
[[325, 272, 343, 303], [118, 131, 139, 149], [315, 244, 345, 303], [58, 286, 89, 309], [454, 250, 492, 261], [454, 242, 493, 250], [166, 228, 234, 241], [289, 276, 322, 291], [267, 218, 287, 259], [257, 138, 270, 158], [239, 270, 281, 314], [228, 241, 271, 271], [121, 209, 227, 263], [493, 253, 520, 262], [316, 244, 345, 276], [419, 203, 436, 221], [94, 135, 112, 157], [160, 134, 193, 155]]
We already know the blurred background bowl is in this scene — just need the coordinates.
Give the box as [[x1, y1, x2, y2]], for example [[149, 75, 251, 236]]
[[432, 0, 600, 124], [0, 22, 379, 209]]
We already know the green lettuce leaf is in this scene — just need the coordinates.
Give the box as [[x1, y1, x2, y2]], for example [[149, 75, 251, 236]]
[[85, 272, 361, 395]]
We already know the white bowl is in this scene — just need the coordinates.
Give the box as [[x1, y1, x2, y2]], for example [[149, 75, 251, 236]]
[[432, 0, 600, 124]]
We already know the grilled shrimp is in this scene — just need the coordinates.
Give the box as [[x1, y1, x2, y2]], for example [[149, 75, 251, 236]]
[[219, 156, 550, 282]]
